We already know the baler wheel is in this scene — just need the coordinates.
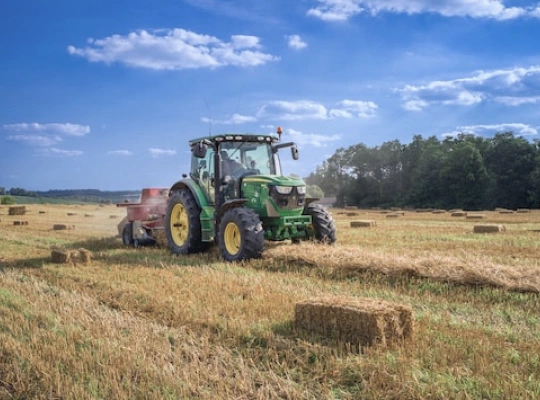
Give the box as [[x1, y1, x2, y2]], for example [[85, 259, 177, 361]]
[[218, 207, 264, 261], [165, 189, 206, 254], [122, 222, 134, 246]]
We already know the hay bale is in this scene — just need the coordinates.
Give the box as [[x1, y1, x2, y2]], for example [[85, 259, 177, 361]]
[[431, 210, 446, 214], [350, 220, 377, 228], [346, 212, 358, 217], [73, 248, 92, 264], [110, 215, 118, 219], [473, 224, 506, 233], [295, 296, 413, 348], [517, 208, 530, 213], [84, 213, 94, 217], [13, 221, 28, 226], [67, 212, 77, 216], [466, 214, 486, 220], [386, 213, 400, 218], [51, 249, 71, 263], [53, 224, 68, 230], [39, 211, 46, 214], [499, 210, 515, 214], [8, 206, 26, 215], [451, 211, 467, 217]]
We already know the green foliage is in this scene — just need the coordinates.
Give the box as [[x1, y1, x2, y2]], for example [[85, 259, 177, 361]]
[[308, 132, 540, 210], [1, 195, 16, 205]]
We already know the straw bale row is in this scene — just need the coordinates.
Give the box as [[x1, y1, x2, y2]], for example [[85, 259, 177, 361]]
[[51, 248, 92, 265], [451, 211, 467, 217], [53, 224, 75, 230], [295, 296, 413, 348]]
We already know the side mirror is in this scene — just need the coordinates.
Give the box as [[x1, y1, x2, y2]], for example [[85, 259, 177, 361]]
[[291, 145, 299, 160], [192, 142, 207, 158]]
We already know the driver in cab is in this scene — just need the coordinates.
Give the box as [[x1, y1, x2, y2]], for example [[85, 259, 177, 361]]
[[221, 151, 244, 182]]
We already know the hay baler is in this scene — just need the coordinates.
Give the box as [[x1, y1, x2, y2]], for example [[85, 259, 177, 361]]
[[117, 187, 169, 247]]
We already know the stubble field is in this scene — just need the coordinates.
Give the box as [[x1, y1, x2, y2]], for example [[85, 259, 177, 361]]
[[1, 203, 540, 399]]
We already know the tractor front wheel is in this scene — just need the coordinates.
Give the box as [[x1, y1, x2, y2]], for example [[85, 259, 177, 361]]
[[218, 207, 264, 261], [165, 189, 206, 255], [304, 203, 337, 243]]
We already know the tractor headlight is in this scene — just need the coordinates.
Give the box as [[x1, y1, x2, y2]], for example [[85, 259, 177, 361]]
[[274, 186, 293, 195], [296, 186, 306, 194]]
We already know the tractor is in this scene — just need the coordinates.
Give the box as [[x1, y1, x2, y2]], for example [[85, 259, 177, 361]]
[[164, 128, 336, 261]]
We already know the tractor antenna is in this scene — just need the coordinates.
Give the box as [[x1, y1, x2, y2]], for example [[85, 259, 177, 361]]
[[203, 97, 212, 135]]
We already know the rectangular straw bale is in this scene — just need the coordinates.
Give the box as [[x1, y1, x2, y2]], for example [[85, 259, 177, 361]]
[[473, 224, 505, 233], [51, 249, 71, 263], [431, 210, 446, 214], [350, 220, 377, 228], [386, 213, 400, 218], [466, 214, 486, 220], [499, 210, 515, 214], [295, 296, 413, 347], [8, 206, 26, 215], [517, 208, 530, 213], [451, 211, 467, 217]]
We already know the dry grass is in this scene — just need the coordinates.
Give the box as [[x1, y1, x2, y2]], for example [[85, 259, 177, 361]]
[[1, 205, 540, 399]]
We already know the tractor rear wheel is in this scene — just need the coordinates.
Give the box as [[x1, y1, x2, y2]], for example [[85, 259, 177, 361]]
[[304, 203, 337, 243], [218, 207, 264, 261], [165, 189, 206, 254], [122, 222, 133, 246]]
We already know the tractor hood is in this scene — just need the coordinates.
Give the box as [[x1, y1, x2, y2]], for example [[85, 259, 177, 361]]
[[242, 174, 306, 187]]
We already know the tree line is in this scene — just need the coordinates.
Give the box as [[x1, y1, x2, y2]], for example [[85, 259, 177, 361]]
[[305, 132, 540, 210]]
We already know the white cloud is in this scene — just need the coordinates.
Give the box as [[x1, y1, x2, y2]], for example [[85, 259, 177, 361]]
[[329, 99, 378, 118], [108, 150, 133, 156], [256, 99, 377, 120], [2, 122, 90, 136], [41, 148, 83, 157], [287, 128, 342, 147], [148, 148, 177, 158], [442, 123, 538, 137], [307, 0, 531, 21], [68, 28, 279, 70], [6, 134, 62, 147], [201, 113, 257, 125], [399, 65, 540, 110], [287, 35, 308, 50]]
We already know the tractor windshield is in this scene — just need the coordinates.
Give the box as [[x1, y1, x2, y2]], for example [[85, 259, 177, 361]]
[[220, 141, 279, 176]]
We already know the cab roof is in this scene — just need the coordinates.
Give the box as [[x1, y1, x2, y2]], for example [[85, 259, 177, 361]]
[[189, 134, 279, 146]]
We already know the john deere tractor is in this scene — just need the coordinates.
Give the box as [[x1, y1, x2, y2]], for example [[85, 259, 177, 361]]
[[164, 128, 336, 261]]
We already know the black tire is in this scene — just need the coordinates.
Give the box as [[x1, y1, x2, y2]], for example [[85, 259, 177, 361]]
[[165, 189, 206, 255], [304, 203, 337, 243], [218, 207, 264, 261], [122, 222, 133, 246]]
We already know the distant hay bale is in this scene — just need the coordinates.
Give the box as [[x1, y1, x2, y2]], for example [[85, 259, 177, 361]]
[[13, 221, 28, 226], [451, 211, 467, 217], [432, 210, 446, 214], [84, 213, 94, 217], [295, 296, 413, 348], [110, 215, 118, 219], [499, 210, 515, 214], [67, 212, 77, 216], [466, 214, 486, 220], [386, 213, 400, 218], [517, 209, 530, 213], [51, 249, 71, 263], [53, 224, 75, 231], [350, 220, 377, 228], [8, 206, 26, 215], [39, 211, 46, 214], [50, 248, 92, 265], [346, 212, 358, 217], [473, 224, 506, 233]]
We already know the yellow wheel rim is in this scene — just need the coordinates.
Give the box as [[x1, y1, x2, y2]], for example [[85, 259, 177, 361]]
[[170, 203, 189, 246], [224, 222, 241, 256]]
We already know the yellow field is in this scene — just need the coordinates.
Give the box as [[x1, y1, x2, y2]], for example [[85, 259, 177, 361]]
[[1, 204, 540, 399]]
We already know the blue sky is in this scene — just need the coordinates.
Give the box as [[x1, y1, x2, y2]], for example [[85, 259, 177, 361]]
[[2, 0, 540, 191]]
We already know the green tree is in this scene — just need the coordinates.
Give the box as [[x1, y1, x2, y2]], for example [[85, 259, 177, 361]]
[[1, 196, 16, 205]]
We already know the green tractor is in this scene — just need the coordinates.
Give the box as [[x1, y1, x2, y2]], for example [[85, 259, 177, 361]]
[[164, 128, 336, 261]]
